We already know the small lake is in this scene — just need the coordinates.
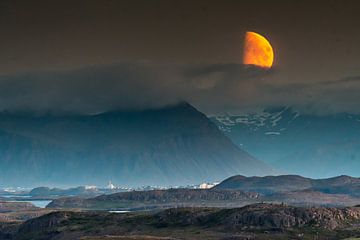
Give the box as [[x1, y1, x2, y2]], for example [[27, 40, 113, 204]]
[[15, 200, 52, 208], [1, 196, 51, 208]]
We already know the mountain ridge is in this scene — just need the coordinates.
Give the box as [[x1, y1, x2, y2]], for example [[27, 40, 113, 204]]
[[215, 174, 360, 196]]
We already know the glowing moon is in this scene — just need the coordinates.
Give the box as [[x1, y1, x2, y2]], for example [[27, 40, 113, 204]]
[[243, 31, 274, 69]]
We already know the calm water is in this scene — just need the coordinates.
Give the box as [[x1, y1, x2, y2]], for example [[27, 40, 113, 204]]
[[18, 200, 52, 208], [108, 210, 130, 213], [6, 200, 52, 208]]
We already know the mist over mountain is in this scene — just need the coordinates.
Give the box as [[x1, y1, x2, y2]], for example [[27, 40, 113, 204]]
[[0, 102, 273, 188], [212, 107, 360, 178]]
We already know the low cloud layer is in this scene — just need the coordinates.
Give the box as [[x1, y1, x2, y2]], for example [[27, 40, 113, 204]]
[[0, 63, 357, 115]]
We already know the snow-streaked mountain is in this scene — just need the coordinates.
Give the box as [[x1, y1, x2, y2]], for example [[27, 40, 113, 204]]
[[211, 107, 360, 178]]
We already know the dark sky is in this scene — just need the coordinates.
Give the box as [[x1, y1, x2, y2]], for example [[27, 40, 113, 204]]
[[0, 0, 360, 114]]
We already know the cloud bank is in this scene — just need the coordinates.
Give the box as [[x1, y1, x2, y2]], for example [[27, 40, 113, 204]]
[[0, 63, 357, 115]]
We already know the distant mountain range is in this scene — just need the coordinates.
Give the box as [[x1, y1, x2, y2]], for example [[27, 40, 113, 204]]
[[48, 174, 360, 209], [211, 107, 360, 178], [0, 102, 273, 187]]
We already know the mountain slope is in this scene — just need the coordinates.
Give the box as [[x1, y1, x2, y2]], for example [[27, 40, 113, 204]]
[[0, 102, 273, 187], [212, 107, 360, 178], [215, 174, 360, 196]]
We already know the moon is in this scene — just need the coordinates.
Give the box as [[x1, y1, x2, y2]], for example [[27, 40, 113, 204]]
[[243, 31, 274, 69]]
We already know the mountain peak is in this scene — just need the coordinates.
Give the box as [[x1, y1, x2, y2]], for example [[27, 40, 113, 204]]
[[0, 103, 274, 187]]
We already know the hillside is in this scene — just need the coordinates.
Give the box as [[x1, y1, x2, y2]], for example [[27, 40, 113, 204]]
[[0, 102, 273, 187], [47, 188, 260, 210], [215, 174, 360, 196]]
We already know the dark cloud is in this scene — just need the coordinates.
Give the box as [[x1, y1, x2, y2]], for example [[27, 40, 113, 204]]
[[0, 63, 358, 116], [0, 1, 358, 115], [251, 75, 360, 115], [0, 63, 268, 114], [323, 76, 360, 85]]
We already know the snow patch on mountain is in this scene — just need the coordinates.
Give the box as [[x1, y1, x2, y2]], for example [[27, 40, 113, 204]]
[[213, 107, 298, 134]]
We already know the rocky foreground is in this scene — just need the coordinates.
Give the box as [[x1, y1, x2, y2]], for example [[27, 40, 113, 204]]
[[2, 203, 360, 239]]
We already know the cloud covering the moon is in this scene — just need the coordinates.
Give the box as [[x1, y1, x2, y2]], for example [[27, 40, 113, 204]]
[[0, 63, 357, 115]]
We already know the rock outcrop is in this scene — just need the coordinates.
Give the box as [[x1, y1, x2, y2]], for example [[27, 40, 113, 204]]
[[215, 203, 360, 230]]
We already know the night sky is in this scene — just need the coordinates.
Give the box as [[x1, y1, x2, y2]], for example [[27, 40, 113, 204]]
[[0, 0, 360, 115]]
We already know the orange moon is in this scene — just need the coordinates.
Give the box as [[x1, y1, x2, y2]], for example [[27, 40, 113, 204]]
[[243, 31, 274, 69]]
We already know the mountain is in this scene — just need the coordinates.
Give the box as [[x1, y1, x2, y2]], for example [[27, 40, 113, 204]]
[[211, 107, 360, 178], [215, 174, 360, 196], [215, 175, 313, 194], [0, 102, 273, 187]]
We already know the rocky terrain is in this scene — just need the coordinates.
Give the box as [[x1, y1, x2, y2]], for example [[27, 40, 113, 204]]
[[0, 201, 53, 223], [0, 202, 38, 213], [264, 190, 360, 206], [2, 203, 360, 239]]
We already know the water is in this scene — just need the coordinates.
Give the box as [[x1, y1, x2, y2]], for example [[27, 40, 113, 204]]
[[0, 195, 31, 198], [7, 200, 52, 208], [20, 200, 52, 208], [108, 210, 130, 213]]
